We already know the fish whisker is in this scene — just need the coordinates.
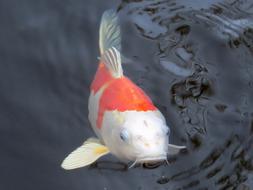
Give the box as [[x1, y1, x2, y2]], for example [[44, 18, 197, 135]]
[[128, 159, 138, 169], [165, 158, 170, 165]]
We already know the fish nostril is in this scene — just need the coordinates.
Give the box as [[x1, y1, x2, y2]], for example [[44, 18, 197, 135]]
[[144, 142, 150, 147], [156, 138, 162, 144], [137, 135, 143, 140], [143, 120, 149, 128]]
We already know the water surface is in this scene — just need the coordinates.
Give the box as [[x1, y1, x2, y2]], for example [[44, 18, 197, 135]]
[[0, 0, 253, 189]]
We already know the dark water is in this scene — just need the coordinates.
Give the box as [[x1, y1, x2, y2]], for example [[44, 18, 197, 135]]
[[1, 0, 253, 189]]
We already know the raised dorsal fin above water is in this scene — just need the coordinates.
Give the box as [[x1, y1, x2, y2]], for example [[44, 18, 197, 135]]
[[102, 47, 123, 78], [99, 9, 121, 55]]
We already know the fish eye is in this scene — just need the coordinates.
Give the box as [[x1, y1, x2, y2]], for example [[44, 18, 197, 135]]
[[120, 129, 129, 142]]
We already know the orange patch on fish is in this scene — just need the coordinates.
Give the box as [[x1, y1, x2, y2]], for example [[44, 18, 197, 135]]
[[97, 77, 157, 129], [91, 63, 114, 93]]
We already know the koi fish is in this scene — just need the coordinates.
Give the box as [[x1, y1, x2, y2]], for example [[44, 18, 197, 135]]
[[61, 10, 186, 170]]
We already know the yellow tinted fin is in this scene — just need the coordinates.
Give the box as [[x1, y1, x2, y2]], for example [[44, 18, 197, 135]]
[[61, 138, 109, 170]]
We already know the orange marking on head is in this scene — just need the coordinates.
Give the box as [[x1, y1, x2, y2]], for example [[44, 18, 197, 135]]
[[97, 77, 157, 129]]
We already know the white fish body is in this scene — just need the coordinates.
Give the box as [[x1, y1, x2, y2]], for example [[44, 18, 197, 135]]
[[61, 10, 185, 170]]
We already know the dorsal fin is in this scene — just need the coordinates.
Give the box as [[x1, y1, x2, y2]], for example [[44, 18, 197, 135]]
[[99, 9, 121, 55], [102, 47, 123, 78]]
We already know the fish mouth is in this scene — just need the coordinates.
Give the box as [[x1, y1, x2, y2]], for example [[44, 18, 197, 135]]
[[137, 155, 167, 163], [128, 155, 167, 169]]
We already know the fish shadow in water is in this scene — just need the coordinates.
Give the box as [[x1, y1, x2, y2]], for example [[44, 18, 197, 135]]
[[89, 161, 129, 171], [88, 151, 189, 171], [89, 160, 168, 171]]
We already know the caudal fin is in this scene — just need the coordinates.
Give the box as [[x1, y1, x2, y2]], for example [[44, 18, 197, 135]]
[[99, 9, 123, 78], [99, 9, 121, 55]]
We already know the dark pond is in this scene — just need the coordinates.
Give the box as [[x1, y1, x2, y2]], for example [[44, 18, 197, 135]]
[[1, 0, 253, 189]]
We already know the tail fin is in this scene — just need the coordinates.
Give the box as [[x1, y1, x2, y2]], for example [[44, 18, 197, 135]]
[[99, 10, 123, 78], [99, 9, 121, 55]]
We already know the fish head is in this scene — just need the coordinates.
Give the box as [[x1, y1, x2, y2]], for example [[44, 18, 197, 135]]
[[110, 111, 170, 163]]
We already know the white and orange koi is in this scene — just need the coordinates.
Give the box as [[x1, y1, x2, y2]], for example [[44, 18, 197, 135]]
[[61, 10, 185, 170]]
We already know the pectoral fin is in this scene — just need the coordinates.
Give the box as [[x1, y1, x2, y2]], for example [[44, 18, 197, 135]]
[[168, 144, 186, 155], [61, 138, 109, 170]]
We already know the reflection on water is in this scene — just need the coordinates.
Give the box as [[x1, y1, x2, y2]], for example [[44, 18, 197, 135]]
[[157, 135, 253, 189], [119, 0, 253, 189]]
